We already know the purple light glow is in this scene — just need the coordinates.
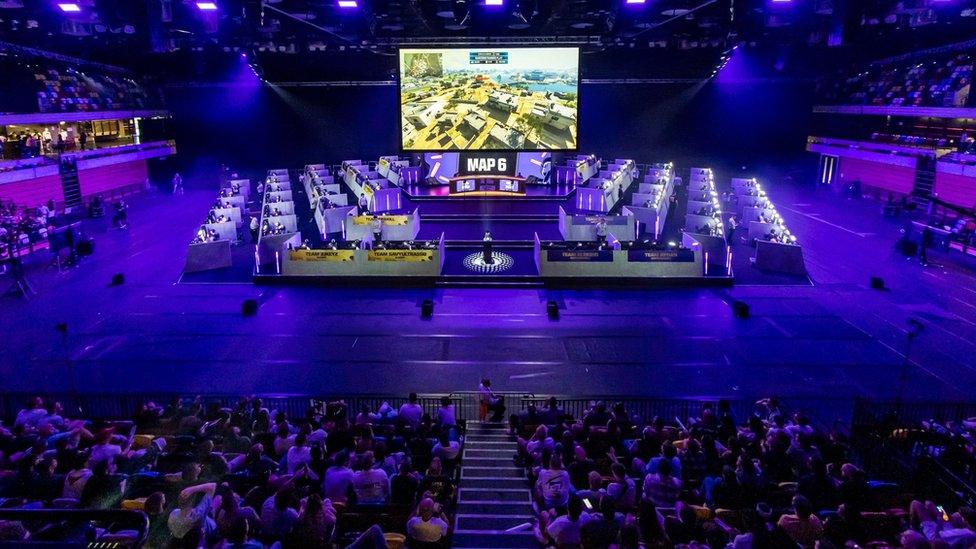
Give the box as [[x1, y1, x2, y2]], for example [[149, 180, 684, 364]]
[[484, 0, 504, 6], [337, 0, 358, 8], [57, 3, 81, 12], [625, 0, 646, 4], [195, 1, 218, 10]]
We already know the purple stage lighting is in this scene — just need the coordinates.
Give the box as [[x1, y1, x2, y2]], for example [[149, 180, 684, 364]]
[[625, 0, 646, 4], [337, 0, 358, 8], [195, 1, 218, 10], [57, 2, 81, 12], [485, 0, 504, 6]]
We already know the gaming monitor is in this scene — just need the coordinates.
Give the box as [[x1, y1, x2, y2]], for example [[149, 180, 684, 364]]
[[399, 47, 580, 151]]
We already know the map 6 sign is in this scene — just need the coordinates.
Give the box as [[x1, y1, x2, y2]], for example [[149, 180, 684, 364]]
[[457, 152, 517, 177]]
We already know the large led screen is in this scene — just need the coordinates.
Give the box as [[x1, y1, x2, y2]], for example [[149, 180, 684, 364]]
[[399, 47, 579, 151]]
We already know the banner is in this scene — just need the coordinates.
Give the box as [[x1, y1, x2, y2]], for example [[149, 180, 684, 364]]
[[351, 215, 409, 226], [546, 249, 613, 262], [289, 249, 355, 262], [378, 158, 390, 170], [627, 249, 695, 262], [367, 250, 433, 262]]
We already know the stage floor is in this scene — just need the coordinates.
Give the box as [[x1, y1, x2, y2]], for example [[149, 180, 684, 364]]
[[4, 158, 976, 425]]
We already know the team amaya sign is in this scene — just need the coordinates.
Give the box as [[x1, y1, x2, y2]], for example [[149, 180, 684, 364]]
[[457, 152, 518, 177]]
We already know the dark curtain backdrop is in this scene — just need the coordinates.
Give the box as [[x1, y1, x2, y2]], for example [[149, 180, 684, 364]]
[[164, 79, 815, 174]]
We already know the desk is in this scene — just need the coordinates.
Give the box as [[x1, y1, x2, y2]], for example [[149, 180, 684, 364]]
[[558, 207, 636, 241], [204, 221, 237, 242], [265, 191, 292, 204], [755, 239, 806, 275], [535, 235, 702, 278], [449, 176, 526, 196], [316, 205, 357, 236], [343, 209, 421, 241], [681, 231, 728, 272], [185, 239, 232, 273], [211, 207, 242, 226], [262, 202, 295, 216], [280, 235, 445, 278]]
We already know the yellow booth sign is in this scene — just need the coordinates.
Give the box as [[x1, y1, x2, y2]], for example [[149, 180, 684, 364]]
[[289, 249, 355, 262], [352, 215, 409, 226], [367, 250, 433, 262]]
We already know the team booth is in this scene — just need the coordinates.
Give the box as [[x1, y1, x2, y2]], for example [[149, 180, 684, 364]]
[[245, 155, 747, 287]]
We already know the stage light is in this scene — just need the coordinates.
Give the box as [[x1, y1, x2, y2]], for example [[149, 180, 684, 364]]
[[196, 1, 218, 10], [485, 0, 504, 6], [57, 3, 81, 12], [625, 0, 646, 4], [337, 0, 358, 7]]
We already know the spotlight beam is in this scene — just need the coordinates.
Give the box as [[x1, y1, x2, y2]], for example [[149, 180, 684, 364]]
[[260, 2, 357, 45], [628, 0, 719, 39]]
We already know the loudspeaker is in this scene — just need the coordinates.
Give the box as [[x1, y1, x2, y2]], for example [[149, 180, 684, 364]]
[[110, 273, 125, 286], [870, 276, 886, 291], [732, 300, 750, 319], [242, 299, 259, 316], [546, 300, 559, 320], [420, 299, 434, 319], [76, 239, 94, 256]]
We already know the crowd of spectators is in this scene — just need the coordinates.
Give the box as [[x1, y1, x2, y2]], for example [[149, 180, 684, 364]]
[[35, 66, 158, 114], [819, 52, 973, 108], [0, 200, 54, 264], [0, 394, 463, 547], [511, 397, 976, 548]]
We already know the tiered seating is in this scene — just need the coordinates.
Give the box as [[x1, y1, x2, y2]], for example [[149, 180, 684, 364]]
[[508, 397, 939, 548], [34, 66, 157, 113], [0, 394, 465, 547], [819, 51, 973, 108]]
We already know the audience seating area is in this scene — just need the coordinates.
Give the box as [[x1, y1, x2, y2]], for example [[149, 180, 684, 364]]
[[819, 51, 973, 108], [0, 394, 465, 548], [34, 66, 158, 114], [3, 393, 976, 548]]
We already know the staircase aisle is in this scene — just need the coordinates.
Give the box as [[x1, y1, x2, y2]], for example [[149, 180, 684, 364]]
[[452, 421, 537, 549]]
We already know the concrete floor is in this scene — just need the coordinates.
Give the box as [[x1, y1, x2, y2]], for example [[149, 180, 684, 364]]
[[3, 160, 975, 426]]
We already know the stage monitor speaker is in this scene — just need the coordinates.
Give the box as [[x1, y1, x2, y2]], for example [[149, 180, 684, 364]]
[[110, 273, 125, 286], [421, 299, 434, 319], [547, 300, 559, 320], [870, 276, 886, 291], [76, 239, 94, 256], [242, 299, 259, 316], [732, 300, 750, 319]]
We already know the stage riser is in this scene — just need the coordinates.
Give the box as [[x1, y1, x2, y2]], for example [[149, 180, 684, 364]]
[[405, 198, 571, 216]]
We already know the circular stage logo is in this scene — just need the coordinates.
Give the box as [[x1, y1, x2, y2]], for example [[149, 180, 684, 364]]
[[462, 251, 515, 274]]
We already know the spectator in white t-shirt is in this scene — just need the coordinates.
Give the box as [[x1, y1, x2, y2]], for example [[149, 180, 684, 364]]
[[407, 498, 449, 543], [541, 496, 592, 547], [398, 393, 423, 430], [285, 433, 312, 474], [351, 452, 390, 505], [323, 452, 355, 504]]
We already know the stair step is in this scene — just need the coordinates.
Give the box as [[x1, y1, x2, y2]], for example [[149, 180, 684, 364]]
[[464, 458, 517, 467], [462, 467, 524, 479], [451, 532, 537, 549], [460, 477, 527, 489], [457, 502, 535, 515], [457, 515, 534, 531], [459, 488, 532, 502], [465, 440, 515, 446], [466, 434, 514, 441], [464, 448, 513, 455]]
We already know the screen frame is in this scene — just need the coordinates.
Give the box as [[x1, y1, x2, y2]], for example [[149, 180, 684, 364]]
[[397, 45, 581, 153]]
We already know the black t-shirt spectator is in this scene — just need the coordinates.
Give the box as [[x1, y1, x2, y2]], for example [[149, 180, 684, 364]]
[[391, 474, 420, 506]]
